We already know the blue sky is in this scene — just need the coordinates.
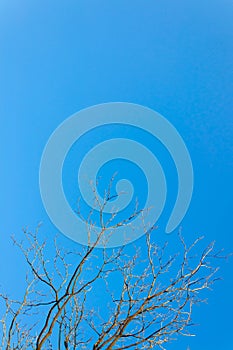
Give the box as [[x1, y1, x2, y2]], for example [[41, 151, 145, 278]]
[[0, 0, 233, 348]]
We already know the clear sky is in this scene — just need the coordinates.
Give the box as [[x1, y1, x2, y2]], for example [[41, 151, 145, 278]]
[[0, 0, 233, 349]]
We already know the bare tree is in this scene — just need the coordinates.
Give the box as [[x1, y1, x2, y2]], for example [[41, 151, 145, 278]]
[[0, 185, 226, 350]]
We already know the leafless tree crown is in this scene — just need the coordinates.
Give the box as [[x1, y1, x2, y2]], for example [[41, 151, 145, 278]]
[[0, 187, 224, 349]]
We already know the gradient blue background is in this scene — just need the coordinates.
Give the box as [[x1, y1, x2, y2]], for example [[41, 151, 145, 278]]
[[0, 1, 232, 349]]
